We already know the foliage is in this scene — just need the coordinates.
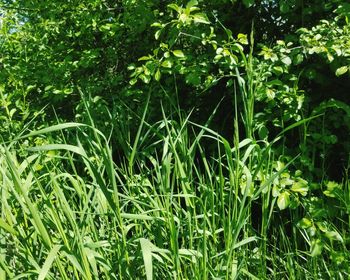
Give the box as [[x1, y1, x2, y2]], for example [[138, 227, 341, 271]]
[[0, 0, 350, 279]]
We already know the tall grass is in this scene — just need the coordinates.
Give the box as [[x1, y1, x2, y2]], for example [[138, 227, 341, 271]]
[[0, 96, 349, 279]]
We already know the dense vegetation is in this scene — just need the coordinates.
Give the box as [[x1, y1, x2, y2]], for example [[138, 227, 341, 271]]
[[0, 0, 350, 279]]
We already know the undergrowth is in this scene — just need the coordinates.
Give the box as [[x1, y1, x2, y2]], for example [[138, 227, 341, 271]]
[[0, 97, 349, 279]]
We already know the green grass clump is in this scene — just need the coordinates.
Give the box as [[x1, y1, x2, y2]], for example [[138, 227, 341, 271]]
[[0, 105, 349, 279]]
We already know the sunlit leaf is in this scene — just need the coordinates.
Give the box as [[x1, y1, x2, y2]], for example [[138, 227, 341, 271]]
[[172, 50, 185, 58], [192, 13, 210, 24], [277, 192, 290, 210], [310, 239, 323, 257], [335, 66, 348, 76]]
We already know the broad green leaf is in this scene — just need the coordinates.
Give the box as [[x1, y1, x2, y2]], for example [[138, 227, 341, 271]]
[[298, 217, 312, 229], [161, 59, 173, 68], [167, 3, 181, 13], [335, 66, 348, 76], [216, 47, 223, 54], [129, 78, 138, 85], [327, 53, 334, 62], [186, 0, 198, 9], [151, 22, 162, 28], [214, 54, 223, 62], [277, 192, 290, 210], [281, 56, 292, 66], [310, 239, 323, 257], [266, 88, 275, 99], [272, 185, 280, 197], [272, 66, 284, 75], [325, 230, 343, 242], [294, 53, 304, 64], [127, 64, 136, 70], [291, 180, 308, 196], [323, 181, 341, 197], [154, 69, 161, 81], [172, 50, 185, 58], [155, 29, 161, 40], [237, 33, 248, 45], [139, 74, 151, 84], [192, 13, 210, 24]]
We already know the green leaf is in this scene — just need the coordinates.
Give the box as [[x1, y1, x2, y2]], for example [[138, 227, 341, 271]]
[[155, 29, 161, 40], [291, 180, 308, 196], [325, 230, 343, 242], [327, 53, 334, 62], [272, 66, 284, 75], [192, 13, 210, 24], [298, 218, 312, 229], [335, 66, 348, 76], [38, 245, 62, 280], [18, 123, 86, 140], [186, 0, 198, 9], [129, 78, 138, 85], [323, 181, 341, 197], [121, 213, 155, 221], [214, 54, 223, 62], [281, 56, 292, 66], [140, 238, 153, 280], [27, 144, 88, 158], [139, 74, 151, 84], [178, 249, 203, 257], [138, 55, 152, 61], [172, 50, 185, 58], [266, 88, 275, 99], [310, 239, 323, 257], [127, 64, 136, 70], [277, 192, 290, 210], [161, 59, 173, 68], [167, 3, 181, 13], [294, 53, 304, 64], [0, 218, 17, 235], [151, 22, 162, 28], [237, 33, 248, 45], [272, 185, 280, 197], [232, 236, 257, 249], [154, 69, 161, 81]]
